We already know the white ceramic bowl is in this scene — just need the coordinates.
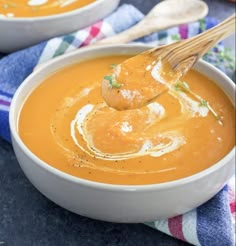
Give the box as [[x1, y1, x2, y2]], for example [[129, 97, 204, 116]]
[[10, 44, 235, 223], [0, 0, 120, 53]]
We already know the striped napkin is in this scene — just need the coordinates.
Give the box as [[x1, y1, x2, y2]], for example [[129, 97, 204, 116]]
[[0, 4, 235, 246]]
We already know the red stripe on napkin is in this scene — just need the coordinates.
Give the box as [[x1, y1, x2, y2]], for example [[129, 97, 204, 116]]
[[168, 215, 186, 241], [81, 21, 103, 46], [179, 24, 188, 39]]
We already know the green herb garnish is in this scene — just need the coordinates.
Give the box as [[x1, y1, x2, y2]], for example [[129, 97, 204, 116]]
[[199, 99, 208, 107], [110, 64, 117, 69], [104, 75, 121, 89], [174, 80, 190, 92], [104, 75, 113, 87], [113, 84, 121, 88]]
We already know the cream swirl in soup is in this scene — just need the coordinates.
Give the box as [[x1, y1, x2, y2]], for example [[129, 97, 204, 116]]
[[69, 86, 210, 161]]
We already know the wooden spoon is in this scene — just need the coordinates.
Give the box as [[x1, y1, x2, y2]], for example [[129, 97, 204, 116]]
[[96, 0, 208, 45], [101, 14, 236, 111]]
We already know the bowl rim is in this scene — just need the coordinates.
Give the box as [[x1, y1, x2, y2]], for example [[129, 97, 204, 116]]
[[0, 0, 114, 22], [9, 44, 236, 192]]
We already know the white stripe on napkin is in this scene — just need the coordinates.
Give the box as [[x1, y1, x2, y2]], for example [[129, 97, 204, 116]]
[[37, 38, 63, 64], [182, 209, 201, 246]]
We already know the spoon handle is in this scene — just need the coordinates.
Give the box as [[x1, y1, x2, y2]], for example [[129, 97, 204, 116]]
[[95, 0, 208, 45], [95, 21, 155, 45], [152, 14, 235, 75]]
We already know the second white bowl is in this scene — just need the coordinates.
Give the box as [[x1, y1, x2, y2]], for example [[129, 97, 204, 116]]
[[0, 0, 120, 53]]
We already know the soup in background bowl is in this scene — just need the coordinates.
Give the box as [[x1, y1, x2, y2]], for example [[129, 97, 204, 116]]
[[0, 0, 96, 18], [10, 44, 235, 222], [0, 0, 120, 52]]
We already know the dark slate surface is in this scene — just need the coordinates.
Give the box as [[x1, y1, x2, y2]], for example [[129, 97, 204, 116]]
[[0, 0, 235, 245]]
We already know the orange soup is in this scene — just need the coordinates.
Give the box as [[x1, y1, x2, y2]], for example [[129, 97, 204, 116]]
[[18, 56, 235, 185], [0, 0, 96, 18]]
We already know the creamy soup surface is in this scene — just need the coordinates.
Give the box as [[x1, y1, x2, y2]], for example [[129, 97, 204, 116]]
[[18, 56, 235, 185], [0, 0, 95, 17]]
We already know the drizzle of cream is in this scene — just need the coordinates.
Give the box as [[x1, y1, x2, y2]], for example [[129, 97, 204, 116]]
[[151, 60, 167, 85], [60, 0, 77, 7], [71, 104, 94, 140], [136, 132, 186, 158], [150, 133, 186, 157], [28, 0, 48, 6], [80, 87, 92, 97], [50, 86, 95, 157], [121, 122, 133, 133], [147, 102, 165, 117], [169, 90, 209, 117], [54, 103, 179, 175], [120, 89, 141, 102], [70, 102, 185, 161], [49, 90, 176, 175], [138, 140, 153, 154], [68, 82, 209, 164], [114, 64, 121, 77]]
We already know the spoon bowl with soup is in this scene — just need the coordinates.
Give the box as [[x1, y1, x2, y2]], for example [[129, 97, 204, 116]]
[[101, 14, 235, 111], [10, 44, 235, 222]]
